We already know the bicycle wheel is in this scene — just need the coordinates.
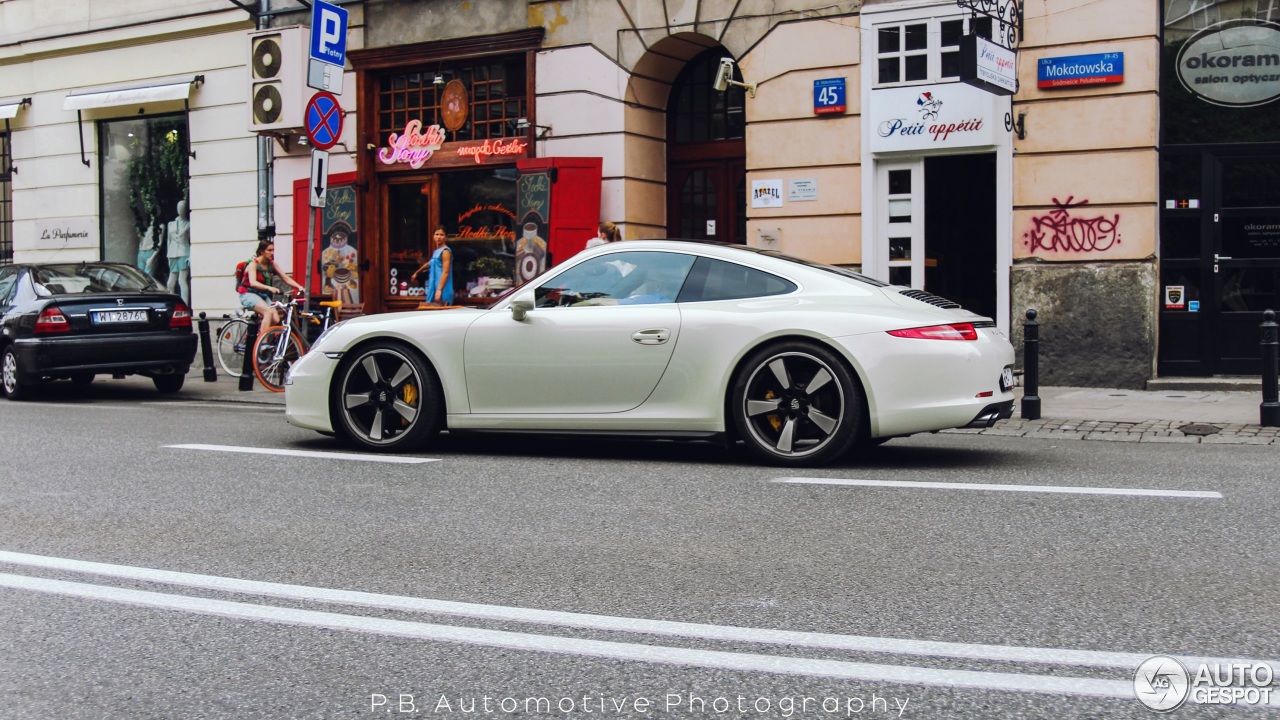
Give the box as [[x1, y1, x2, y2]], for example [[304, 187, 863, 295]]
[[216, 318, 250, 377], [252, 326, 306, 393]]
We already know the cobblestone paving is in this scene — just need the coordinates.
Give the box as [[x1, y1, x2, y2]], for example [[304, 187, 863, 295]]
[[940, 418, 1280, 445]]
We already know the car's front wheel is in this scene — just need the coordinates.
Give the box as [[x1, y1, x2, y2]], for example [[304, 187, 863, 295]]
[[731, 341, 863, 467], [331, 343, 441, 453], [1, 346, 30, 401]]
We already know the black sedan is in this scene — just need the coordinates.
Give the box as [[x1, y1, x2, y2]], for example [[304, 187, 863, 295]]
[[0, 262, 197, 400]]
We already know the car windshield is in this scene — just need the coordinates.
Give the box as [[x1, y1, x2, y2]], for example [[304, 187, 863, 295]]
[[34, 263, 159, 294]]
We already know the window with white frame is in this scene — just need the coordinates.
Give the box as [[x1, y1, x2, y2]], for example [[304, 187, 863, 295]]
[[875, 16, 994, 87]]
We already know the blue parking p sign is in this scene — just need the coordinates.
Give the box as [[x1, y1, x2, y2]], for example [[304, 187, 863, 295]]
[[310, 0, 348, 67]]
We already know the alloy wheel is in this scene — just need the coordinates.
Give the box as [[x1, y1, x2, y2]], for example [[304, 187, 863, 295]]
[[734, 344, 861, 465], [336, 346, 437, 450]]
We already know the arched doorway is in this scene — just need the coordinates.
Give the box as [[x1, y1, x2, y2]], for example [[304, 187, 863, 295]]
[[666, 47, 746, 244]]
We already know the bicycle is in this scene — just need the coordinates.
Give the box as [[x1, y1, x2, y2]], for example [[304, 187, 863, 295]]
[[215, 309, 251, 378], [252, 294, 343, 392]]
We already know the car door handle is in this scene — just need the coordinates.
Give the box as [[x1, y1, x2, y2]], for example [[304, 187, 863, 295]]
[[1214, 254, 1233, 261], [632, 328, 670, 345]]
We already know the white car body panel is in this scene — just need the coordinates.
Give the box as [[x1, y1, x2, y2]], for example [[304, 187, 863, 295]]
[[463, 302, 680, 413], [285, 240, 1017, 447]]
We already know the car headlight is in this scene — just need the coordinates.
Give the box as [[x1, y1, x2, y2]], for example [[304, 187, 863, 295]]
[[312, 320, 346, 350]]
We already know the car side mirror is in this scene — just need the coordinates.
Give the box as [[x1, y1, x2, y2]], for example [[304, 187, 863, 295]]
[[510, 297, 533, 321]]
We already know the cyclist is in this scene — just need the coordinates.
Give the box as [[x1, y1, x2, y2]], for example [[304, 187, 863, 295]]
[[239, 239, 305, 328]]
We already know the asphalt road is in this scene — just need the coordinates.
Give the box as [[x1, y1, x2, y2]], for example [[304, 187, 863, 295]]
[[0, 381, 1275, 719]]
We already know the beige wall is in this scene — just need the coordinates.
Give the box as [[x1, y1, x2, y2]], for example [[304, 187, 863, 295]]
[[530, 0, 860, 244], [1013, 0, 1161, 263]]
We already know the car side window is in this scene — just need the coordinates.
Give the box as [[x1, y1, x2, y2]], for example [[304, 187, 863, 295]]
[[534, 252, 696, 307], [677, 257, 798, 302]]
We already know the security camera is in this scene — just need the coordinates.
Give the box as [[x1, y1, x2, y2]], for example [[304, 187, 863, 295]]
[[712, 57, 735, 93]]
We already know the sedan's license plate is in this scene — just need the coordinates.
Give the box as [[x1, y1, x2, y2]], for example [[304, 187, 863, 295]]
[[92, 309, 148, 324], [1000, 366, 1016, 391]]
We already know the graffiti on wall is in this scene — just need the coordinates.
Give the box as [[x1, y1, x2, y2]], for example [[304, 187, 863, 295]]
[[1024, 196, 1122, 254]]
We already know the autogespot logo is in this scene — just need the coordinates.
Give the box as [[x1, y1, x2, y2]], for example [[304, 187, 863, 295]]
[[1135, 656, 1190, 712]]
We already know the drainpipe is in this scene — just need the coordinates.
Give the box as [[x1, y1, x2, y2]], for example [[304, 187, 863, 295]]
[[256, 0, 275, 241]]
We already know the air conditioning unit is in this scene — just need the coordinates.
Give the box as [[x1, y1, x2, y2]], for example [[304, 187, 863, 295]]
[[248, 26, 306, 133]]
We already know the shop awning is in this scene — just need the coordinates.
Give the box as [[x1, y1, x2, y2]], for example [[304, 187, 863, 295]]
[[62, 78, 199, 111], [0, 99, 30, 119]]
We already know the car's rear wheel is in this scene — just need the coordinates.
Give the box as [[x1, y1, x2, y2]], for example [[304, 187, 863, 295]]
[[731, 341, 863, 467], [331, 343, 441, 453], [153, 374, 185, 393], [1, 346, 30, 401]]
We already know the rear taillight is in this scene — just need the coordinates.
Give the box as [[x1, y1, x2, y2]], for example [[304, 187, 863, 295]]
[[35, 307, 70, 334], [170, 303, 192, 329], [887, 323, 978, 341]]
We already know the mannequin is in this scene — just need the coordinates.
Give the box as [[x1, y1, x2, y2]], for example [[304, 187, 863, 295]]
[[166, 199, 191, 301]]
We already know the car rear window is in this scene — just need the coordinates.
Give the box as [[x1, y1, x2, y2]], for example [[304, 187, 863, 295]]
[[35, 264, 158, 294]]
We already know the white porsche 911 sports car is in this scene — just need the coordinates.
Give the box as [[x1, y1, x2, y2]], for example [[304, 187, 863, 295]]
[[285, 240, 1016, 466]]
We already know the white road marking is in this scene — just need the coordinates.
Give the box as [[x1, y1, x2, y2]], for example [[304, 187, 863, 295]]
[[0, 571, 1132, 699], [144, 401, 281, 411], [775, 477, 1223, 499], [164, 443, 437, 464], [2, 403, 140, 411], [0, 551, 1270, 676]]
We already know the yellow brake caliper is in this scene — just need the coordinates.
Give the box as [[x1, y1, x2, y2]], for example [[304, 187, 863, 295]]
[[400, 382, 419, 426], [765, 390, 782, 431]]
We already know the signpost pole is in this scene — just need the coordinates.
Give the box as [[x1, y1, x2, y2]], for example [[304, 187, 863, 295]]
[[305, 206, 318, 312]]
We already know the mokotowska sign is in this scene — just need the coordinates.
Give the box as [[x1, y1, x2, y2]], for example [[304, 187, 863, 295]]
[[1177, 19, 1280, 107], [869, 83, 998, 153]]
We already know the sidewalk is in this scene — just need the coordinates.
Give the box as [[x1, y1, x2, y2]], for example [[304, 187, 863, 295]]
[[162, 366, 1280, 446], [945, 386, 1280, 445]]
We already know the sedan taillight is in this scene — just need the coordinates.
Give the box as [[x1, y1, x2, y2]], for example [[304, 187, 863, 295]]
[[35, 307, 71, 334], [887, 323, 978, 341], [170, 303, 192, 329]]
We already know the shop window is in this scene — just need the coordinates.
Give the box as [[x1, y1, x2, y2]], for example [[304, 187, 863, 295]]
[[98, 114, 190, 301], [1221, 158, 1280, 208], [876, 16, 992, 86], [376, 56, 527, 147], [385, 169, 520, 304], [0, 130, 10, 263]]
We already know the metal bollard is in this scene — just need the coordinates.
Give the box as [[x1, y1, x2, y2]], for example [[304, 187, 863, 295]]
[[238, 315, 260, 391], [197, 312, 217, 382], [1021, 308, 1041, 420], [1261, 309, 1279, 427]]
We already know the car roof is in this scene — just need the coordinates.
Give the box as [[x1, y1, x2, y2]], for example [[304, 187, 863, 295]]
[[579, 239, 888, 288]]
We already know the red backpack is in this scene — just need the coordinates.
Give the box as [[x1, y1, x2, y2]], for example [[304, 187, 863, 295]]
[[235, 259, 251, 292]]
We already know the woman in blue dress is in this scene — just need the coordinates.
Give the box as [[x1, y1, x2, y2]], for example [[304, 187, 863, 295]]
[[412, 226, 453, 306]]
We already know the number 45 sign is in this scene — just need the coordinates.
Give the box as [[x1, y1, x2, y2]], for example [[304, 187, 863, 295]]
[[813, 78, 847, 115]]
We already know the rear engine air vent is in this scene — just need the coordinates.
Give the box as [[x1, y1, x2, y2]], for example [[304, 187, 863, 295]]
[[898, 288, 961, 309]]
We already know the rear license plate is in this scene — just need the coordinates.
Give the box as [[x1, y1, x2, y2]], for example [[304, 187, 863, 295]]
[[91, 309, 148, 324], [1000, 366, 1015, 391]]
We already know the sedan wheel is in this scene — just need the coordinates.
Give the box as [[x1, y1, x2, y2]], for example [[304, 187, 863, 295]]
[[332, 343, 441, 452], [1, 346, 29, 401], [731, 342, 863, 466]]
